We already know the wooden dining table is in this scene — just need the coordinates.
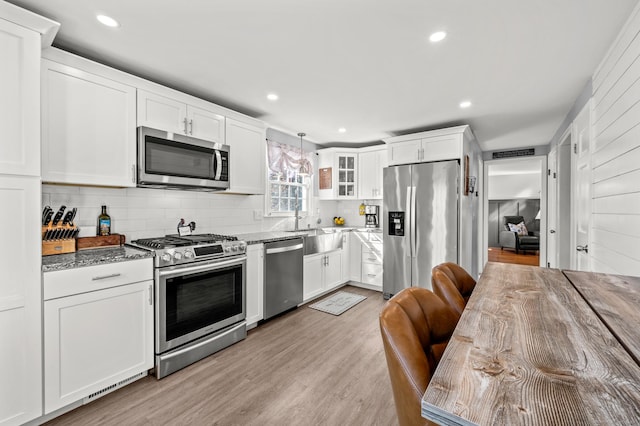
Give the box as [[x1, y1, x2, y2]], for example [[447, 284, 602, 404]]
[[421, 262, 640, 425]]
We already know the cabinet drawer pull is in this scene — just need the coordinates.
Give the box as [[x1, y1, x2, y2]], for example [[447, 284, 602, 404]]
[[91, 273, 121, 281], [367, 274, 377, 277], [148, 284, 153, 305], [368, 257, 376, 261], [183, 117, 188, 134]]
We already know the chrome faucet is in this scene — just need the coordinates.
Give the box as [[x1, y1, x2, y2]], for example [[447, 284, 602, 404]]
[[294, 205, 300, 231]]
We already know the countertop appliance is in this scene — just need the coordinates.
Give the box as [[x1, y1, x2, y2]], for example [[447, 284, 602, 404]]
[[383, 160, 459, 299], [364, 205, 379, 228], [137, 126, 230, 191], [128, 233, 246, 378], [264, 238, 304, 319]]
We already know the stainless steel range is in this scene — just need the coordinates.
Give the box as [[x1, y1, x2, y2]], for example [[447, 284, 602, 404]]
[[129, 233, 247, 379]]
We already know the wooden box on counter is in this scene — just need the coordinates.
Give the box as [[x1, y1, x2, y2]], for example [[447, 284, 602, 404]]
[[76, 234, 125, 250], [42, 225, 78, 256]]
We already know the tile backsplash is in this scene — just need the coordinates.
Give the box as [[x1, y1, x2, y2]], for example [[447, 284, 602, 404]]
[[42, 185, 321, 240]]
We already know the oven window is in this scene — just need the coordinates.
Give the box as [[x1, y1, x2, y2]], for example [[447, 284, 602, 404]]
[[165, 264, 243, 341], [145, 136, 214, 179]]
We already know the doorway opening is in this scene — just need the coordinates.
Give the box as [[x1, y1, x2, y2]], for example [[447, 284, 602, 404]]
[[483, 156, 547, 267]]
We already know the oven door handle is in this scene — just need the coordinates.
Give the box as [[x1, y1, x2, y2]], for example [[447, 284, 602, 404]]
[[158, 256, 246, 278]]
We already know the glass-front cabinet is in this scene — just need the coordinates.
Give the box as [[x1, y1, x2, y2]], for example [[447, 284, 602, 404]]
[[318, 148, 359, 200], [337, 154, 357, 197]]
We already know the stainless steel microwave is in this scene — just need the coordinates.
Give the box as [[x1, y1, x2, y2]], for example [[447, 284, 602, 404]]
[[137, 126, 230, 191]]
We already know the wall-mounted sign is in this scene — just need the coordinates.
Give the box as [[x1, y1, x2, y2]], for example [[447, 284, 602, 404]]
[[319, 167, 332, 189], [492, 148, 535, 159]]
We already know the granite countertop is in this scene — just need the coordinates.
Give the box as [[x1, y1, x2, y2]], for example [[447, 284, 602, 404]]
[[237, 227, 381, 244], [42, 245, 153, 272], [236, 231, 307, 245]]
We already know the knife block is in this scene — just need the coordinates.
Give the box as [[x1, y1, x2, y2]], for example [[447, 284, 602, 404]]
[[42, 224, 77, 256]]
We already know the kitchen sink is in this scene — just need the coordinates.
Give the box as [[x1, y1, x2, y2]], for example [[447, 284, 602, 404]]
[[286, 228, 343, 254]]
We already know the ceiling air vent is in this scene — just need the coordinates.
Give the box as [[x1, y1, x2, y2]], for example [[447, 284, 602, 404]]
[[492, 148, 535, 159]]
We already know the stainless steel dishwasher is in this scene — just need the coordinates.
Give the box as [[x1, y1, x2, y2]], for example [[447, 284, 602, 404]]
[[264, 238, 304, 319]]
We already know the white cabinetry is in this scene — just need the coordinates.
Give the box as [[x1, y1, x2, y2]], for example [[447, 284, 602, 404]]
[[386, 131, 462, 166], [340, 232, 350, 283], [0, 5, 58, 424], [41, 60, 136, 187], [0, 176, 41, 425], [358, 147, 388, 199], [303, 250, 343, 302], [0, 18, 40, 177], [318, 149, 359, 200], [137, 89, 225, 143], [246, 244, 264, 328], [349, 232, 362, 282], [225, 118, 265, 194], [43, 258, 154, 414]]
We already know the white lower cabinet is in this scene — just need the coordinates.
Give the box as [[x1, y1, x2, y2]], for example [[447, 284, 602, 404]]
[[303, 250, 343, 302], [349, 232, 363, 282], [43, 259, 153, 414], [246, 244, 264, 328], [340, 232, 350, 283]]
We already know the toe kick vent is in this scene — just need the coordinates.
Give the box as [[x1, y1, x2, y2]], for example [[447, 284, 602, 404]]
[[83, 371, 147, 404]]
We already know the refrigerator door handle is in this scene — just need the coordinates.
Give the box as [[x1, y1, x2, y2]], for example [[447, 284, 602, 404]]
[[406, 186, 413, 257], [410, 185, 417, 257]]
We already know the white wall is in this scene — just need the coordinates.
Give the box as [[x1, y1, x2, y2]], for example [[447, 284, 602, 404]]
[[42, 185, 321, 240], [590, 3, 640, 275], [488, 173, 541, 200]]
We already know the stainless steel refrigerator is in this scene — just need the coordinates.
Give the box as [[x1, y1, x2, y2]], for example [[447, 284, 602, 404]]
[[383, 160, 459, 298]]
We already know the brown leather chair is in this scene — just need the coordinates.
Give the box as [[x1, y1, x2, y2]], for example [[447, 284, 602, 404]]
[[379, 287, 459, 426], [432, 268, 466, 316], [435, 262, 476, 303]]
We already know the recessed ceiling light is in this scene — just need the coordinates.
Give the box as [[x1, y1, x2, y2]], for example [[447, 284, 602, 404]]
[[96, 14, 120, 28], [338, 127, 346, 133], [429, 31, 447, 43], [267, 93, 278, 101], [459, 100, 472, 108]]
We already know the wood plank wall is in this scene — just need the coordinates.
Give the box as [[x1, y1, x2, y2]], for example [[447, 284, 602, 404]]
[[591, 4, 640, 275]]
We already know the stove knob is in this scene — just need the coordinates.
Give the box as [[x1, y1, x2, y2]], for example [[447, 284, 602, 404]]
[[224, 246, 232, 253], [184, 251, 194, 259], [174, 252, 183, 260], [161, 254, 172, 263], [232, 245, 239, 252]]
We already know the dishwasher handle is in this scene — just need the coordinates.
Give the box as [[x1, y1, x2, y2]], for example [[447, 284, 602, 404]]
[[265, 243, 304, 255]]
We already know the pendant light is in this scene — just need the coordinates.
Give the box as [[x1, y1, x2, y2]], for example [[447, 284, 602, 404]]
[[297, 132, 310, 176]]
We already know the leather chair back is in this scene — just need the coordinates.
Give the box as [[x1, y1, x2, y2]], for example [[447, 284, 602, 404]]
[[439, 262, 476, 303], [379, 287, 459, 426], [432, 268, 466, 316]]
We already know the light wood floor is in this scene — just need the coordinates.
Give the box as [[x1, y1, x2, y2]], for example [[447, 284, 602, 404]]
[[45, 285, 398, 426], [488, 247, 540, 266]]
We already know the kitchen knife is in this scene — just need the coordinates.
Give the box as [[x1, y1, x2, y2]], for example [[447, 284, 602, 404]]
[[51, 205, 66, 226], [62, 210, 74, 226], [43, 210, 53, 226], [68, 208, 77, 226], [42, 206, 52, 225]]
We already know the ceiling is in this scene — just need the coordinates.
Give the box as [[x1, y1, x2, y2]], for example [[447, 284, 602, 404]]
[[9, 0, 638, 151]]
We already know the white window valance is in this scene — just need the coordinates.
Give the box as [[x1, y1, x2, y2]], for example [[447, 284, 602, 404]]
[[267, 139, 314, 176]]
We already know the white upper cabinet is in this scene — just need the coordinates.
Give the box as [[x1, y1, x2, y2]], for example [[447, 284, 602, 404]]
[[137, 89, 225, 144], [318, 148, 359, 200], [0, 18, 40, 176], [225, 118, 265, 194], [385, 129, 463, 166], [358, 147, 388, 200], [41, 60, 137, 187]]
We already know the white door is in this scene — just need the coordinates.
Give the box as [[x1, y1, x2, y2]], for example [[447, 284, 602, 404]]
[[572, 101, 592, 271], [547, 147, 558, 268], [0, 18, 40, 177], [137, 89, 187, 134], [225, 118, 265, 194], [186, 105, 225, 143]]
